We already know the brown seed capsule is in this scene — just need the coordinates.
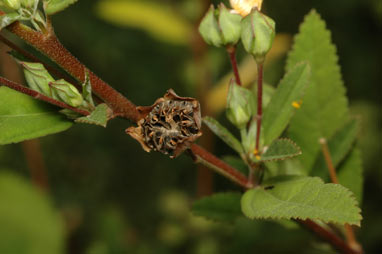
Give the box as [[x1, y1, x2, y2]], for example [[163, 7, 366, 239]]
[[126, 89, 202, 158]]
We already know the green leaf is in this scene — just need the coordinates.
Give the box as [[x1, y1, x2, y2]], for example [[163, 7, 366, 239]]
[[43, 0, 78, 15], [338, 147, 363, 203], [0, 87, 72, 145], [312, 119, 359, 179], [261, 62, 310, 146], [261, 139, 302, 162], [241, 175, 361, 226], [286, 10, 349, 172], [192, 192, 242, 222], [96, 0, 192, 46], [75, 103, 111, 127], [82, 70, 94, 107], [203, 116, 244, 155], [0, 171, 64, 254]]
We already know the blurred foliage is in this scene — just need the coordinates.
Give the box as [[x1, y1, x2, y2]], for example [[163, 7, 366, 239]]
[[0, 0, 381, 253]]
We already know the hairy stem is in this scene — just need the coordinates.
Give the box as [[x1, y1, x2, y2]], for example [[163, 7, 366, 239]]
[[226, 45, 242, 85], [0, 76, 90, 116], [7, 21, 141, 121], [189, 144, 253, 189], [319, 138, 363, 253], [255, 61, 264, 153]]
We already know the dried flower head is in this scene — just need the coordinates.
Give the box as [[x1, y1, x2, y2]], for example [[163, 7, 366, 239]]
[[126, 89, 202, 158], [230, 0, 263, 17]]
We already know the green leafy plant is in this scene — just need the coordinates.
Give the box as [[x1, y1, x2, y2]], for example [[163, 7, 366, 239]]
[[0, 0, 365, 253]]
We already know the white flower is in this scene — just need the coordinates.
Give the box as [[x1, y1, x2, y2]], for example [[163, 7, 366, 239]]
[[230, 0, 263, 17]]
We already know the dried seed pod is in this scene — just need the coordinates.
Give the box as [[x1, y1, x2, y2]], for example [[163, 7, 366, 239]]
[[126, 89, 202, 158]]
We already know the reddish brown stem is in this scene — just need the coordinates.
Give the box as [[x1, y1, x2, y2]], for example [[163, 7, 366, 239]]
[[7, 21, 141, 121], [299, 219, 360, 254], [0, 76, 90, 116], [21, 139, 49, 192], [189, 144, 253, 189], [319, 138, 363, 253], [226, 45, 242, 85], [255, 62, 264, 152]]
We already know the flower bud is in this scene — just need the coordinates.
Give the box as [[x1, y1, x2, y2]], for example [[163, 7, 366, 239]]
[[241, 9, 275, 62], [49, 79, 83, 107], [3, 0, 21, 10], [199, 4, 241, 47], [226, 80, 255, 129], [21, 62, 54, 96]]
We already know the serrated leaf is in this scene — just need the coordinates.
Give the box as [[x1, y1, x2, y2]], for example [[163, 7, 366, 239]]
[[203, 116, 244, 155], [261, 139, 302, 162], [0, 87, 72, 145], [261, 62, 310, 146], [75, 103, 110, 127], [192, 192, 242, 222], [0, 171, 64, 254], [286, 10, 349, 172], [241, 175, 361, 226], [338, 147, 363, 203], [312, 119, 359, 179], [43, 0, 78, 15]]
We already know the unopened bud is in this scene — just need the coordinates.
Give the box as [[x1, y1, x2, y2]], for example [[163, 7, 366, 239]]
[[226, 80, 255, 129], [199, 4, 241, 47], [22, 62, 54, 96], [49, 79, 83, 107], [241, 9, 275, 62]]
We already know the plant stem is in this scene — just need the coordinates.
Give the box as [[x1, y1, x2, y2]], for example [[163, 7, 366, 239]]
[[189, 144, 253, 189], [319, 138, 363, 253], [226, 45, 242, 85], [298, 219, 360, 254], [255, 61, 264, 152], [7, 21, 141, 121], [0, 76, 90, 116]]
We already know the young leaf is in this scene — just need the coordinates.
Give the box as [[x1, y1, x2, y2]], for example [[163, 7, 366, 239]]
[[261, 62, 310, 146], [0, 171, 64, 254], [192, 192, 242, 222], [261, 139, 302, 162], [0, 87, 72, 145], [43, 0, 78, 15], [75, 103, 111, 127], [0, 12, 21, 30], [312, 119, 359, 179], [286, 10, 349, 171], [337, 147, 363, 203], [241, 175, 361, 226], [203, 116, 244, 155], [82, 70, 95, 107]]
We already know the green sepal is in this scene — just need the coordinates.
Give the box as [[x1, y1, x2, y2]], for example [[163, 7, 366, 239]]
[[203, 116, 244, 155], [226, 80, 255, 129], [75, 103, 111, 128], [81, 70, 95, 107], [241, 9, 275, 61], [20, 61, 55, 96], [3, 0, 21, 10], [43, 0, 78, 15], [261, 138, 302, 162], [0, 12, 21, 30], [198, 5, 223, 47], [49, 79, 83, 107], [218, 3, 241, 45]]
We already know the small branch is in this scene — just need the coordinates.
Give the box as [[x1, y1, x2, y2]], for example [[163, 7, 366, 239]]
[[189, 144, 253, 189], [0, 76, 90, 116], [255, 61, 264, 152], [298, 219, 360, 254], [21, 139, 49, 192], [319, 138, 363, 253], [7, 21, 141, 121], [319, 138, 338, 183], [226, 45, 242, 85]]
